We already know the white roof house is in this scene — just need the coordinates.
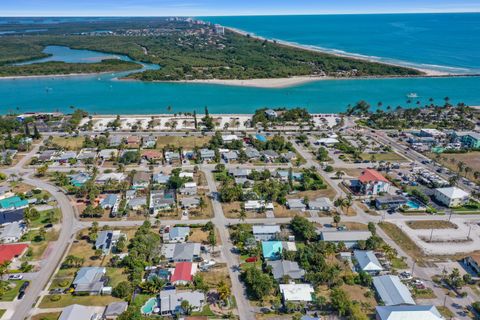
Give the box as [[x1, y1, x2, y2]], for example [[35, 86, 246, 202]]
[[279, 284, 314, 302], [59, 304, 102, 320], [373, 275, 415, 306], [253, 225, 280, 241], [222, 134, 240, 142], [316, 138, 339, 145], [433, 187, 470, 208], [244, 200, 274, 211], [354, 250, 384, 274], [320, 230, 371, 248], [376, 305, 443, 320]]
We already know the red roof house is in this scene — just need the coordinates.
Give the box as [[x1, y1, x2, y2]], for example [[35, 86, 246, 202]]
[[170, 262, 196, 285], [359, 169, 389, 183], [0, 243, 28, 264]]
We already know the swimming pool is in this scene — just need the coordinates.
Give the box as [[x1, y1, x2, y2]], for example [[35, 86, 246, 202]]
[[141, 297, 158, 315], [255, 134, 267, 142], [406, 200, 421, 210]]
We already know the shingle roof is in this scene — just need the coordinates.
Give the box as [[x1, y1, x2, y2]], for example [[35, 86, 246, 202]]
[[267, 260, 305, 280]]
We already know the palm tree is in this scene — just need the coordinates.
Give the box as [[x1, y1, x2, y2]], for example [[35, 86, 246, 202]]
[[239, 209, 246, 222], [217, 280, 231, 305]]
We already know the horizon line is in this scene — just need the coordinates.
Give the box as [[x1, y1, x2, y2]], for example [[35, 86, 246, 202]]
[[1, 11, 480, 18]]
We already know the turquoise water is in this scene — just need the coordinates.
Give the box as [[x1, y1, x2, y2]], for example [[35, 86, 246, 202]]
[[1, 14, 480, 114], [205, 13, 480, 73], [406, 200, 421, 210], [141, 297, 157, 314]]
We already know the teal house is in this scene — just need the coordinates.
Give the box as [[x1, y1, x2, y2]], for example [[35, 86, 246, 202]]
[[262, 241, 283, 260], [70, 172, 91, 187], [0, 196, 29, 211]]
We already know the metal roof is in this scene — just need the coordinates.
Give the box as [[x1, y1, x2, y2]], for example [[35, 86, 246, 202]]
[[373, 275, 415, 306]]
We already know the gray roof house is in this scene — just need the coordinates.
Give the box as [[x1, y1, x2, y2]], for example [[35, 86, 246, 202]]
[[253, 225, 281, 241], [59, 304, 102, 320], [162, 243, 201, 262], [320, 230, 372, 248], [373, 275, 415, 306], [165, 226, 190, 243], [180, 197, 200, 209], [142, 135, 157, 148], [95, 230, 125, 255], [200, 149, 216, 161], [228, 168, 251, 178], [376, 305, 443, 320], [308, 197, 334, 211], [222, 150, 238, 162], [153, 173, 170, 184], [353, 250, 384, 274], [267, 260, 305, 280], [286, 199, 306, 211], [158, 290, 205, 315], [150, 190, 175, 214], [0, 221, 26, 243], [127, 197, 147, 210], [104, 301, 128, 319], [109, 136, 123, 147], [165, 151, 180, 163], [245, 147, 261, 159], [261, 150, 279, 160], [100, 194, 120, 209], [73, 267, 106, 294]]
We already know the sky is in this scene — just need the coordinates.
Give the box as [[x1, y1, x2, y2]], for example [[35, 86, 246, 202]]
[[1, 0, 480, 16]]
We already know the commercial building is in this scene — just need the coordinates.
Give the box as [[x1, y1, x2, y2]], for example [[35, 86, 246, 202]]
[[433, 187, 470, 208], [358, 169, 391, 195]]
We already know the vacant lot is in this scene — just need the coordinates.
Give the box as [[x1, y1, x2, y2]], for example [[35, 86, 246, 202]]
[[360, 152, 407, 162], [156, 136, 210, 149], [39, 294, 121, 308], [31, 312, 61, 320], [406, 220, 458, 230], [222, 202, 266, 219], [379, 222, 424, 262], [430, 151, 480, 181], [51, 136, 85, 151]]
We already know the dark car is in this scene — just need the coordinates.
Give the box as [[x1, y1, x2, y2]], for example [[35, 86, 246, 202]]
[[20, 281, 30, 291], [17, 291, 25, 299]]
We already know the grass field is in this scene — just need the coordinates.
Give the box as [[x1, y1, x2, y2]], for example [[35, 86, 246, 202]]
[[360, 152, 407, 162], [406, 220, 458, 230], [412, 287, 436, 299], [31, 312, 61, 320], [29, 208, 61, 228], [39, 294, 121, 308], [106, 267, 128, 287], [342, 222, 368, 231], [436, 306, 454, 318], [379, 222, 424, 262], [0, 280, 26, 301], [156, 136, 210, 149], [51, 136, 85, 151], [430, 151, 480, 181], [0, 310, 5, 319]]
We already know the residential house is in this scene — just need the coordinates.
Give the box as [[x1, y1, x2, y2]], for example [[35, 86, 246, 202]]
[[276, 170, 303, 182], [153, 173, 170, 184], [180, 197, 200, 209], [158, 290, 205, 315], [72, 267, 106, 294], [179, 182, 197, 195], [142, 135, 157, 148], [0, 208, 24, 226], [98, 149, 118, 160], [286, 199, 306, 211], [281, 151, 297, 162], [320, 230, 372, 249], [127, 197, 146, 210], [373, 275, 415, 306], [104, 301, 128, 320], [0, 243, 28, 264], [375, 195, 408, 210], [262, 241, 283, 260], [308, 197, 334, 211], [265, 109, 278, 119], [375, 305, 443, 320], [267, 260, 305, 281], [69, 172, 91, 187], [96, 173, 126, 184], [150, 190, 176, 214], [279, 284, 314, 303], [77, 148, 97, 162], [142, 150, 162, 162], [244, 200, 274, 212], [101, 194, 120, 210], [261, 150, 279, 161], [353, 250, 384, 274], [0, 187, 14, 200], [0, 222, 27, 243], [95, 230, 125, 255], [125, 136, 140, 148], [162, 243, 201, 262], [245, 147, 261, 160], [433, 187, 470, 208], [228, 168, 251, 178], [165, 151, 181, 164], [38, 150, 56, 162], [109, 136, 123, 147], [179, 172, 194, 179], [253, 225, 280, 241], [170, 262, 197, 285], [132, 172, 151, 189], [56, 151, 77, 164], [316, 137, 339, 146], [200, 149, 216, 162], [165, 227, 190, 243], [358, 169, 391, 195], [222, 150, 238, 163], [419, 128, 446, 139], [59, 304, 103, 320], [0, 196, 29, 212], [222, 134, 240, 143]]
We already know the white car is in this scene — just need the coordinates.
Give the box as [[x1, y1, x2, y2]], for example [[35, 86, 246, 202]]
[[8, 274, 23, 280]]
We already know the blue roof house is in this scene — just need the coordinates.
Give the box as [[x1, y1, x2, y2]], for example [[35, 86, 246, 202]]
[[262, 241, 283, 260], [0, 196, 29, 211]]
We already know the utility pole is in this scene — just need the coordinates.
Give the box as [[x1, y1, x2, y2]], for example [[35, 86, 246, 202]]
[[467, 225, 472, 240], [429, 228, 434, 242], [411, 260, 416, 276]]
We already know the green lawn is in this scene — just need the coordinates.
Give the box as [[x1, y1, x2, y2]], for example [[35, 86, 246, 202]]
[[360, 152, 407, 162], [391, 257, 408, 270], [39, 294, 122, 308], [106, 267, 128, 287], [29, 209, 61, 228], [0, 280, 26, 301], [0, 309, 5, 318], [31, 312, 61, 320], [192, 305, 216, 317], [379, 222, 424, 263]]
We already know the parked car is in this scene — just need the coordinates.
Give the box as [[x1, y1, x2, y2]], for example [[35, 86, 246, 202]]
[[8, 274, 23, 280], [245, 257, 258, 263]]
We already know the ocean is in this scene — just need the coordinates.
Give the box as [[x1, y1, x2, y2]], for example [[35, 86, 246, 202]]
[[1, 13, 480, 114]]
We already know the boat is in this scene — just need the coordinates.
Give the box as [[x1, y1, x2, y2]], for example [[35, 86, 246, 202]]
[[406, 92, 418, 99]]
